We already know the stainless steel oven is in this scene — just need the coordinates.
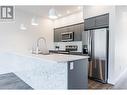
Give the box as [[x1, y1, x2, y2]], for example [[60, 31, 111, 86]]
[[61, 32, 74, 42]]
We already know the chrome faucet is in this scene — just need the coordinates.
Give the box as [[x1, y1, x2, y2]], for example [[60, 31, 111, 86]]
[[35, 37, 49, 55], [37, 37, 46, 48]]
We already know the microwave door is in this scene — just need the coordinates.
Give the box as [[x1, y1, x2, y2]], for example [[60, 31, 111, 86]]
[[61, 32, 73, 41], [61, 33, 67, 41]]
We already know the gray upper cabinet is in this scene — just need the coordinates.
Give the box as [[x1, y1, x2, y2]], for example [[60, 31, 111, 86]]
[[74, 24, 82, 41], [73, 23, 84, 41], [67, 25, 74, 32], [80, 23, 84, 32], [84, 13, 109, 30], [54, 28, 61, 42], [54, 22, 84, 42], [85, 17, 96, 30], [61, 27, 68, 33], [54, 27, 68, 42], [95, 14, 109, 28]]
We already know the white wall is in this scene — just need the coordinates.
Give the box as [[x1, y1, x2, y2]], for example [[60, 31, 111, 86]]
[[53, 11, 83, 52], [83, 6, 116, 84], [39, 18, 54, 50], [0, 7, 54, 52], [54, 11, 83, 28], [113, 6, 127, 83], [83, 6, 114, 18]]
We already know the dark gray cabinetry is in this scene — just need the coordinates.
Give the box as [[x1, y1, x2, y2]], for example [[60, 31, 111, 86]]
[[84, 14, 109, 30], [74, 23, 84, 41], [54, 22, 84, 42], [95, 14, 109, 28], [74, 24, 82, 41], [60, 27, 68, 33], [80, 23, 84, 32], [54, 28, 61, 42], [68, 59, 88, 89], [67, 25, 74, 32], [73, 23, 84, 41], [85, 17, 96, 30]]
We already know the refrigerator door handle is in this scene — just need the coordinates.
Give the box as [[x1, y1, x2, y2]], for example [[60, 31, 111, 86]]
[[88, 30, 92, 59]]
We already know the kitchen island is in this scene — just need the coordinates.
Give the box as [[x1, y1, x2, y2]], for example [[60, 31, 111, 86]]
[[0, 52, 89, 89]]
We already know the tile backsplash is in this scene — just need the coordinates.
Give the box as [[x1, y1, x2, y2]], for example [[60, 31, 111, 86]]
[[54, 41, 82, 52]]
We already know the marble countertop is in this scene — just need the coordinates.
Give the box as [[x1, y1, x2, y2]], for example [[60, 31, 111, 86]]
[[11, 51, 89, 63]]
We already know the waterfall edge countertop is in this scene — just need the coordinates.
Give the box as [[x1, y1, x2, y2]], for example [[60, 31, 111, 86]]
[[11, 52, 89, 63]]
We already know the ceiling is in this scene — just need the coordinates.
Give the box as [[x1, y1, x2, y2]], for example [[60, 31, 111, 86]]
[[16, 6, 82, 19]]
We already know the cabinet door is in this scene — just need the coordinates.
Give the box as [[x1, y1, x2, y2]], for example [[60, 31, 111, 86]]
[[68, 59, 88, 89], [60, 27, 68, 33], [84, 17, 96, 30], [74, 24, 82, 41], [67, 25, 74, 32], [54, 28, 61, 42], [80, 23, 84, 32], [95, 14, 109, 28]]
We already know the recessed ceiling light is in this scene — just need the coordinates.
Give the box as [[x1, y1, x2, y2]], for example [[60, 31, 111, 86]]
[[67, 10, 70, 14]]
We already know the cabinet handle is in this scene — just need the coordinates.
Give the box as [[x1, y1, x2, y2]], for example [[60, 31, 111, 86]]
[[70, 62, 74, 70]]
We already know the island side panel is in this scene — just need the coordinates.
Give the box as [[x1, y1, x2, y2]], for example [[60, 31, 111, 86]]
[[68, 59, 88, 89], [12, 54, 68, 89]]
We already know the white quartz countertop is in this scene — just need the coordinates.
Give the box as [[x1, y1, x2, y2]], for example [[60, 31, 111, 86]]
[[11, 51, 89, 63]]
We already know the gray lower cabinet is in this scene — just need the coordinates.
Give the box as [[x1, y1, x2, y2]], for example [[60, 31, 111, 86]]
[[68, 59, 88, 89]]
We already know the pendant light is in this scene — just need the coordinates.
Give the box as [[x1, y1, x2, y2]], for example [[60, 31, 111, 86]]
[[48, 8, 58, 19]]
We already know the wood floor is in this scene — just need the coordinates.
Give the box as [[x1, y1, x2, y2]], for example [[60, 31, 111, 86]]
[[88, 79, 113, 89]]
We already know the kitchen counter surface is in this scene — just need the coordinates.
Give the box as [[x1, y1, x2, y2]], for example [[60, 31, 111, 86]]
[[12, 51, 89, 63]]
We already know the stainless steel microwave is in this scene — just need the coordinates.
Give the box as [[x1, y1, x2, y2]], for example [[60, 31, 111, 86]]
[[61, 32, 74, 42]]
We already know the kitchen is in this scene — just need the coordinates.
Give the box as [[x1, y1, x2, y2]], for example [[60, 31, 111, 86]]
[[0, 5, 127, 89]]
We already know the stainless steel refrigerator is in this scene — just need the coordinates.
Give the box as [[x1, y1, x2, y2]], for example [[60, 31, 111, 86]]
[[82, 28, 109, 83]]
